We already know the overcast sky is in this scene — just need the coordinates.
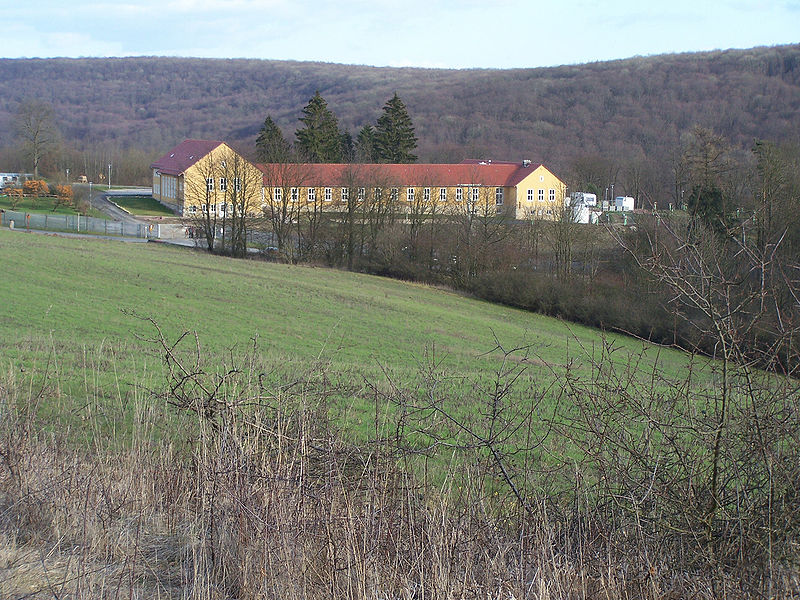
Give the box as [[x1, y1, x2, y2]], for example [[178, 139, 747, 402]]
[[4, 0, 799, 69]]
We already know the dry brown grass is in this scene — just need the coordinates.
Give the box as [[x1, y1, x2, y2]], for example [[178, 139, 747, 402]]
[[1, 336, 797, 599]]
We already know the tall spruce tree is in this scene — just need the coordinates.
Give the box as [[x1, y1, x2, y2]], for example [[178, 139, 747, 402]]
[[355, 125, 378, 162], [255, 115, 291, 162], [375, 93, 417, 164], [295, 91, 343, 163]]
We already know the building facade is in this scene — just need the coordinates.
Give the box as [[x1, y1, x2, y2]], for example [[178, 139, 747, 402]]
[[150, 140, 262, 216], [256, 159, 566, 220], [152, 141, 566, 220]]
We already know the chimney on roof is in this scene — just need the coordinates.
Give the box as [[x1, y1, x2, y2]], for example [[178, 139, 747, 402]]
[[522, 159, 531, 167]]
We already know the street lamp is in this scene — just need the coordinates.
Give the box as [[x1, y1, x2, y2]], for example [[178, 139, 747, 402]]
[[65, 168, 69, 183], [108, 163, 112, 191]]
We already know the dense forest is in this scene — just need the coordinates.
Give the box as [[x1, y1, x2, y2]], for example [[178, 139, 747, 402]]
[[1, 44, 799, 198]]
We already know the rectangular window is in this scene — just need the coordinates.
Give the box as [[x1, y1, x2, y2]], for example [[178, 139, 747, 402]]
[[455, 188, 463, 202], [407, 188, 415, 202], [234, 178, 241, 191], [324, 187, 332, 202], [391, 188, 399, 201], [210, 204, 217, 214], [538, 189, 545, 202], [527, 189, 535, 202], [358, 187, 366, 200], [495, 187, 504, 205], [423, 187, 431, 202], [549, 188, 555, 202], [341, 187, 349, 201], [206, 178, 214, 192], [471, 187, 480, 202], [201, 204, 208, 213], [219, 178, 227, 192], [374, 187, 383, 201], [274, 188, 283, 202], [307, 187, 316, 202], [439, 187, 447, 202], [188, 205, 197, 214], [290, 188, 298, 202]]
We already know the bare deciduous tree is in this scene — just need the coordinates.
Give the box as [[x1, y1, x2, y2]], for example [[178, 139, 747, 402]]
[[15, 99, 60, 178]]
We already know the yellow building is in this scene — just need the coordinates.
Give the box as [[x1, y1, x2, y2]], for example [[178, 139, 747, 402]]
[[256, 159, 566, 220], [152, 141, 566, 220], [150, 140, 262, 216]]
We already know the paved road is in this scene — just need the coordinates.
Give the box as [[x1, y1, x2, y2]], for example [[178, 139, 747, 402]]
[[76, 185, 152, 223]]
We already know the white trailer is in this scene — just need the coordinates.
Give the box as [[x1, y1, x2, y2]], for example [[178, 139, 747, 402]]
[[614, 196, 634, 211]]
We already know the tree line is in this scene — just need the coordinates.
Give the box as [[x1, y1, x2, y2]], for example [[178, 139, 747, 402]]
[[255, 91, 417, 164]]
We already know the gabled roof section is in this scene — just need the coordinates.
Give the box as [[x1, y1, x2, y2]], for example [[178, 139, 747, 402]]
[[150, 140, 224, 176], [461, 159, 546, 186], [256, 160, 551, 187]]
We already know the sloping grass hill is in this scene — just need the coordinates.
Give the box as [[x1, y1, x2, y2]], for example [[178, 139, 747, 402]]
[[0, 228, 697, 442]]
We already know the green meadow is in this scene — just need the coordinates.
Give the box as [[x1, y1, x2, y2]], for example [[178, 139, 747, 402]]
[[0, 227, 702, 444], [0, 194, 106, 218], [108, 194, 176, 216]]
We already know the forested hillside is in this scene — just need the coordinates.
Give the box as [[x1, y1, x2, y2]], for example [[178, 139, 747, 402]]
[[1, 44, 799, 195]]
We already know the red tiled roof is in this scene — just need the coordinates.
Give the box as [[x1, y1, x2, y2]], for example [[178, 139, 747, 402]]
[[256, 160, 549, 188], [150, 140, 224, 176]]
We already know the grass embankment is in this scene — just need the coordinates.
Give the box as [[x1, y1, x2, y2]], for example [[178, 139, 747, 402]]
[[108, 195, 176, 216], [1, 228, 795, 599], [0, 227, 697, 443], [0, 195, 106, 218]]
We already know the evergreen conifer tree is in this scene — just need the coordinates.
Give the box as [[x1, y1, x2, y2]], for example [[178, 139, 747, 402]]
[[255, 116, 291, 162], [356, 125, 378, 162], [375, 93, 417, 163], [295, 91, 343, 163]]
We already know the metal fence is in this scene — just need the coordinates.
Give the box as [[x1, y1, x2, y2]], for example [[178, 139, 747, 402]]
[[1, 210, 158, 239]]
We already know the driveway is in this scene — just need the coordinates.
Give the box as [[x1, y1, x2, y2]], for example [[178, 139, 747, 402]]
[[78, 185, 152, 224]]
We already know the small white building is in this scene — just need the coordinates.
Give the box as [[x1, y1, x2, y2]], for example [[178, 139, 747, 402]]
[[566, 194, 601, 224], [614, 196, 635, 211]]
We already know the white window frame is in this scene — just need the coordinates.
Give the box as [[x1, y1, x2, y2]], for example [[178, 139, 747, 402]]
[[374, 187, 383, 200], [423, 187, 431, 202], [471, 187, 480, 202], [341, 187, 349, 201], [290, 187, 298, 202], [234, 178, 241, 191], [358, 187, 366, 200], [391, 188, 399, 201], [439, 187, 447, 202], [324, 187, 332, 202], [274, 187, 283, 203], [307, 187, 316, 202], [219, 178, 227, 192], [549, 188, 556, 202], [495, 187, 504, 205], [188, 204, 197, 214], [455, 187, 463, 202], [206, 178, 214, 192], [527, 189, 535, 202], [539, 189, 545, 202], [407, 187, 415, 202]]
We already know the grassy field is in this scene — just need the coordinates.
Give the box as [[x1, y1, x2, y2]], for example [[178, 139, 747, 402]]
[[0, 194, 106, 218], [1, 228, 793, 599], [0, 227, 702, 443], [109, 194, 176, 216]]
